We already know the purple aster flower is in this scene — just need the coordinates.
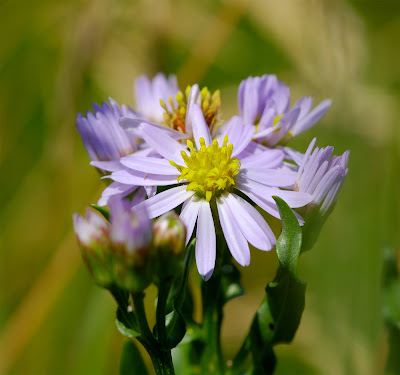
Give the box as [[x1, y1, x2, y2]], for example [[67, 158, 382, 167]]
[[294, 138, 349, 215], [76, 98, 138, 166], [134, 73, 180, 123], [238, 75, 332, 147], [120, 83, 221, 142], [76, 98, 152, 207], [110, 104, 312, 280]]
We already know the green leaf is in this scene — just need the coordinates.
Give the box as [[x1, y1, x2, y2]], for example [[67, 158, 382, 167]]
[[272, 196, 302, 275], [246, 197, 306, 373], [263, 197, 306, 344], [116, 308, 140, 339], [90, 204, 110, 221], [119, 339, 148, 375], [165, 309, 187, 349]]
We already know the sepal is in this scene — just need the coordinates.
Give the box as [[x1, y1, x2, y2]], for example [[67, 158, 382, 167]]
[[90, 204, 110, 221]]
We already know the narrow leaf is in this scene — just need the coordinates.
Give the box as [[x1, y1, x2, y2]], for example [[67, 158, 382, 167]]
[[246, 197, 306, 373], [272, 196, 302, 274], [268, 196, 306, 343], [165, 310, 187, 349]]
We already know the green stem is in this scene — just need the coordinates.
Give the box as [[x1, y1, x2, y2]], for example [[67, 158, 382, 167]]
[[132, 292, 175, 375], [146, 345, 175, 375], [175, 239, 195, 311], [202, 291, 223, 374], [132, 292, 157, 346], [156, 278, 173, 347], [200, 235, 226, 374], [110, 287, 129, 309]]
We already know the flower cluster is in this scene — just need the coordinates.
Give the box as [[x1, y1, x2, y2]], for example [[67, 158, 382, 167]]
[[75, 73, 349, 281]]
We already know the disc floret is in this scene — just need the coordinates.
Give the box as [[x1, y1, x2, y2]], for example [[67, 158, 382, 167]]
[[160, 86, 221, 133], [170, 136, 240, 202]]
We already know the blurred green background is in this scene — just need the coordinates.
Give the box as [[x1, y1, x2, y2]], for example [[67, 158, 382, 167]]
[[1, 0, 399, 374]]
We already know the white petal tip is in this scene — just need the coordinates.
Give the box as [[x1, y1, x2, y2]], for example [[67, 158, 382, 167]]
[[202, 269, 214, 281]]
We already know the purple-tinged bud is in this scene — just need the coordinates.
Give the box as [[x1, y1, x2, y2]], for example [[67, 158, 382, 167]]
[[294, 138, 349, 251], [153, 211, 186, 280], [109, 198, 154, 292], [73, 209, 112, 288]]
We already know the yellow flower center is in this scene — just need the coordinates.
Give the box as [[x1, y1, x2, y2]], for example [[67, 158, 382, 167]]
[[169, 136, 241, 202], [160, 86, 221, 134]]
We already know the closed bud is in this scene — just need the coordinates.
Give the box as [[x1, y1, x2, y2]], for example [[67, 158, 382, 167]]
[[109, 198, 154, 292], [153, 211, 186, 280], [73, 209, 113, 288]]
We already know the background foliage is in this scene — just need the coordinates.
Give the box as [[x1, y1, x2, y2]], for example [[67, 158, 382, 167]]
[[1, 0, 399, 374]]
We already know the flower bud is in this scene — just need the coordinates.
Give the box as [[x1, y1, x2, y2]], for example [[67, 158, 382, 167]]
[[73, 209, 112, 288], [153, 211, 186, 280], [109, 198, 154, 292]]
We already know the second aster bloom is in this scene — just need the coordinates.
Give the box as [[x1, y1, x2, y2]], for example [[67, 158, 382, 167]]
[[110, 105, 313, 280], [120, 83, 221, 145], [134, 73, 180, 123], [77, 98, 146, 206], [238, 75, 332, 147], [76, 98, 138, 166]]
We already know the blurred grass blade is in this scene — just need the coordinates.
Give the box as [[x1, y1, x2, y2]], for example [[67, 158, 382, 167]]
[[382, 247, 400, 375]]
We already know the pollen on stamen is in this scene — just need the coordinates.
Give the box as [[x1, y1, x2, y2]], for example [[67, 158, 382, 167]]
[[160, 86, 221, 133], [169, 136, 241, 202]]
